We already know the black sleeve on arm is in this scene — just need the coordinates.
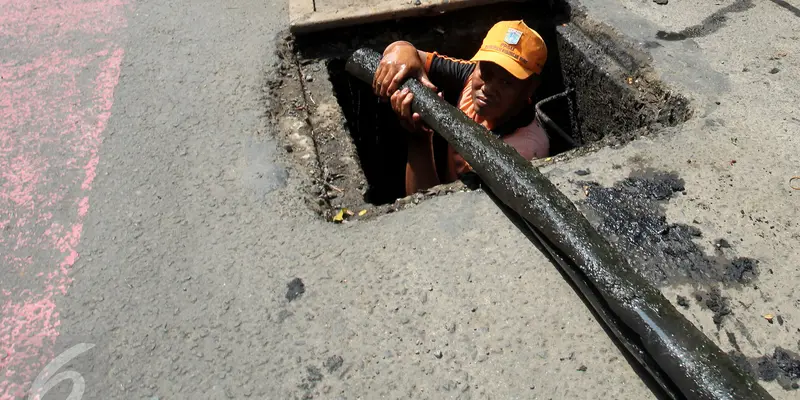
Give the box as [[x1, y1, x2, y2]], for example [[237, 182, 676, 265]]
[[426, 53, 476, 103]]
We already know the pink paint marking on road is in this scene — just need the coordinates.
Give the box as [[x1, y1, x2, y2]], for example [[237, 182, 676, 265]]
[[0, 1, 127, 398], [0, 0, 127, 38]]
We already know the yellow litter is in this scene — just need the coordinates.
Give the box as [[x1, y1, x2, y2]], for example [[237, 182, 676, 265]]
[[358, 210, 367, 216], [332, 208, 354, 223]]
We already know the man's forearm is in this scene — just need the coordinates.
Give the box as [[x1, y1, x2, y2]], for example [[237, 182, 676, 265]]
[[405, 135, 439, 195]]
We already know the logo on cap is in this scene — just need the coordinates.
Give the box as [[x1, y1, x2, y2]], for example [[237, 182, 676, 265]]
[[504, 28, 522, 45]]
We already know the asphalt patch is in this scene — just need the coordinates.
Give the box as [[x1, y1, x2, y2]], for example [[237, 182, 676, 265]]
[[732, 348, 800, 390], [724, 258, 759, 284], [676, 295, 690, 309], [286, 278, 306, 301], [578, 170, 760, 288], [694, 287, 731, 328], [755, 348, 800, 390]]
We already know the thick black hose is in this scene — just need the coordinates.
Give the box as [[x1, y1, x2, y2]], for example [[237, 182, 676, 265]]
[[346, 48, 773, 400], [488, 191, 680, 400]]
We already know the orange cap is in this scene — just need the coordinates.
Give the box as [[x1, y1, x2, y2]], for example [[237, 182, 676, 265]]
[[471, 20, 547, 80]]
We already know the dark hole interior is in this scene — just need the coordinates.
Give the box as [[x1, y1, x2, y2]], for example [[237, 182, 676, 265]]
[[298, 1, 687, 205], [327, 59, 413, 204]]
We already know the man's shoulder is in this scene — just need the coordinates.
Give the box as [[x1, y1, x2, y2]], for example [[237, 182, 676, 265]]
[[427, 53, 476, 76], [426, 53, 476, 103], [430, 52, 474, 65]]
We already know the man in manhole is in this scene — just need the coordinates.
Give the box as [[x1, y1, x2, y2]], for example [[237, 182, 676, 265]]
[[373, 20, 550, 195]]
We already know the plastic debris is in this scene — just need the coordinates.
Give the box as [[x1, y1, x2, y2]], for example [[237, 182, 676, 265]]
[[790, 176, 800, 190], [763, 314, 774, 324], [358, 210, 367, 216], [332, 208, 354, 223]]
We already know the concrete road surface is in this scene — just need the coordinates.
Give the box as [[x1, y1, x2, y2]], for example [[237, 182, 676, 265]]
[[2, 0, 798, 399]]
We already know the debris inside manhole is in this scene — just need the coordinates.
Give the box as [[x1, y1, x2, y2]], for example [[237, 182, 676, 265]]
[[332, 208, 354, 223]]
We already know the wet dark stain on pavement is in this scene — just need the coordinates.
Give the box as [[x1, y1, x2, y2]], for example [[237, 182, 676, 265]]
[[578, 170, 759, 288], [730, 347, 800, 390], [656, 0, 755, 41], [577, 170, 800, 389], [286, 278, 306, 301], [726, 330, 742, 352]]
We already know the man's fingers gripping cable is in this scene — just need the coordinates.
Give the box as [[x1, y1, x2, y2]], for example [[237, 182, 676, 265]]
[[401, 91, 414, 122], [373, 64, 387, 96], [387, 64, 409, 95], [390, 90, 402, 114], [380, 65, 402, 98]]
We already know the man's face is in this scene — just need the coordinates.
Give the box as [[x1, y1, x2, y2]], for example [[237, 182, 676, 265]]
[[471, 61, 536, 120]]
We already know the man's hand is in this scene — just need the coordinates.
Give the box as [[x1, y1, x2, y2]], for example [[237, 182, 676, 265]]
[[373, 41, 437, 99], [390, 88, 425, 134], [390, 87, 443, 135]]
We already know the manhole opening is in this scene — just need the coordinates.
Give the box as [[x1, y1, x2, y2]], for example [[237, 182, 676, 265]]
[[326, 58, 411, 204], [284, 1, 691, 216]]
